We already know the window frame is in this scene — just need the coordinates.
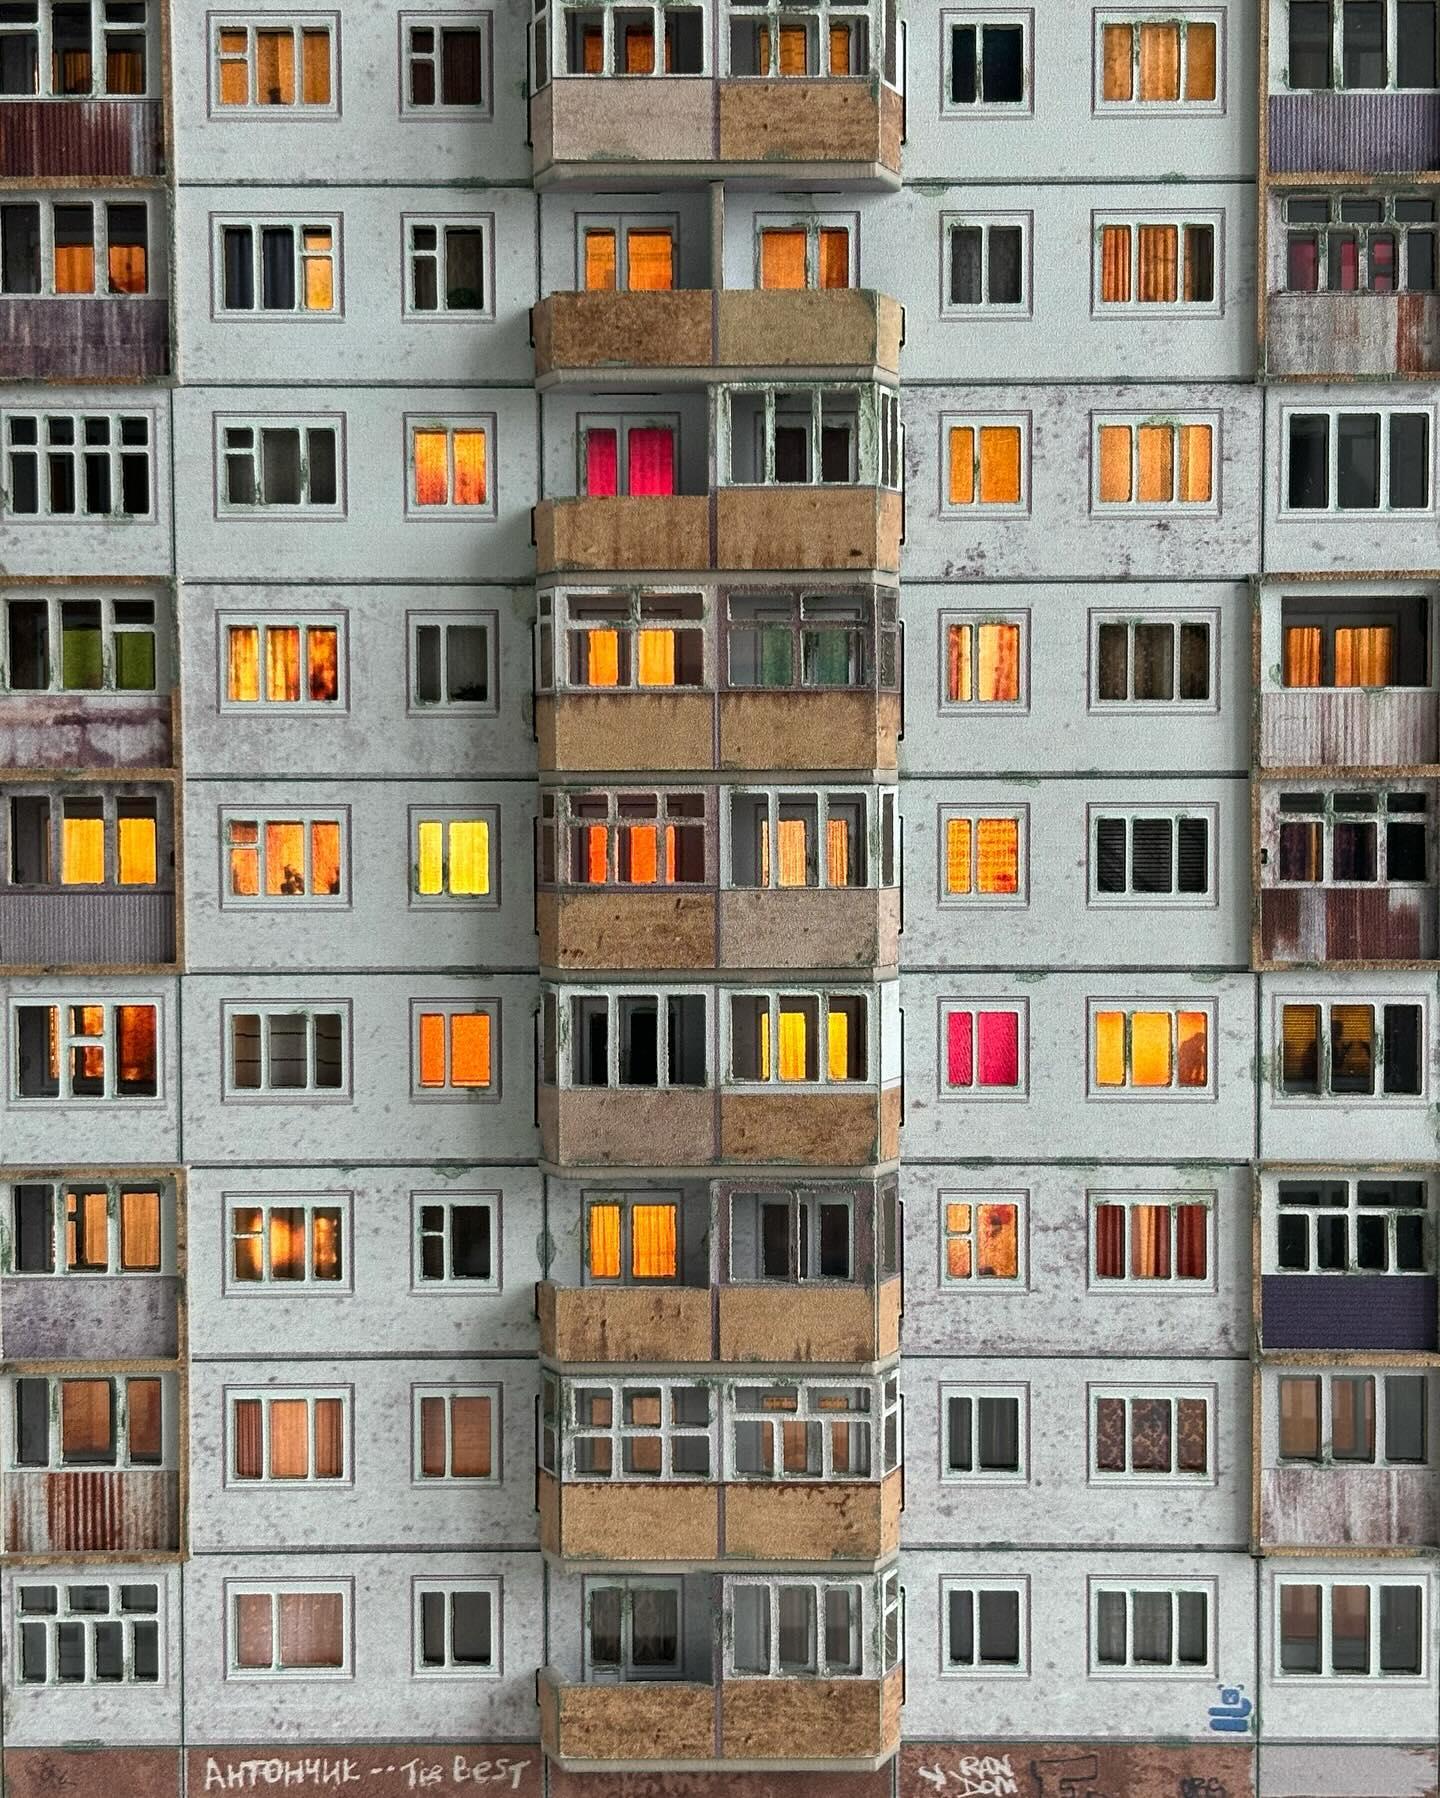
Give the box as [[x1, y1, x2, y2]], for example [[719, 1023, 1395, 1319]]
[[405, 608, 498, 715], [938, 610, 1030, 711], [723, 1576, 877, 1678], [1088, 1191, 1216, 1289], [209, 14, 340, 115], [1281, 404, 1435, 515], [225, 1387, 351, 1487], [2, 407, 154, 523], [210, 213, 341, 319], [406, 414, 495, 518], [547, 787, 710, 891], [940, 1382, 1029, 1484], [14, 1580, 163, 1688], [9, 1371, 172, 1471], [1089, 1578, 1215, 1675], [1265, 786, 1433, 891], [1271, 1173, 1433, 1276], [410, 1190, 501, 1290], [0, 195, 156, 300], [224, 1580, 352, 1680], [409, 998, 500, 1102], [575, 212, 681, 292], [940, 211, 1033, 317], [753, 212, 860, 292], [408, 806, 499, 907], [561, 1375, 716, 1482], [940, 1575, 1030, 1677], [550, 985, 711, 1091], [1091, 211, 1223, 315], [940, 413, 1031, 515], [1093, 11, 1225, 113], [1284, 0, 1440, 94], [1087, 609, 1219, 712], [938, 1189, 1028, 1289], [724, 785, 885, 894], [1087, 999, 1217, 1099], [0, 1, 156, 99], [937, 804, 1028, 908], [581, 1576, 686, 1682], [11, 998, 161, 1103], [940, 8, 1033, 113], [223, 1191, 351, 1293], [219, 806, 348, 908], [724, 988, 871, 1089], [411, 1384, 501, 1483], [1274, 1576, 1428, 1681], [1086, 804, 1218, 907], [1274, 1369, 1431, 1469], [217, 613, 346, 712], [938, 998, 1029, 1099], [1089, 1385, 1216, 1483], [411, 1578, 501, 1677], [214, 413, 346, 517], [221, 1001, 351, 1100], [1273, 994, 1428, 1101], [1091, 412, 1220, 513], [0, 588, 163, 697], [1281, 189, 1440, 295], [402, 212, 494, 317], [397, 11, 493, 117], [4, 1177, 173, 1278], [3, 784, 168, 895]]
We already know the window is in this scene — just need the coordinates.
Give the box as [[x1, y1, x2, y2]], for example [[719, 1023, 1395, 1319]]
[[401, 13, 489, 111], [2, 592, 158, 694], [1095, 218, 1218, 308], [6, 789, 162, 890], [756, 218, 854, 290], [564, 1379, 713, 1480], [229, 1390, 347, 1483], [408, 611, 494, 710], [541, 790, 706, 887], [219, 418, 341, 513], [1091, 1003, 1212, 1093], [13, 1001, 158, 1100], [583, 1579, 683, 1681], [1277, 1371, 1428, 1466], [943, 215, 1028, 312], [1279, 593, 1429, 688], [225, 1005, 347, 1096], [942, 1580, 1027, 1674], [6, 1180, 167, 1275], [12, 1374, 165, 1468], [729, 1189, 852, 1281], [413, 1002, 496, 1098], [580, 215, 676, 292], [0, 198, 150, 296], [226, 1195, 347, 1288], [943, 417, 1027, 510], [581, 414, 675, 497], [941, 809, 1025, 904], [16, 1584, 160, 1687], [726, 0, 871, 75], [222, 617, 341, 708], [0, 2, 151, 98], [1277, 999, 1424, 1097], [728, 990, 869, 1085], [728, 789, 885, 891], [729, 1375, 899, 1484], [586, 1193, 680, 1282], [550, 988, 708, 1088], [216, 218, 336, 314], [1285, 408, 1431, 511], [405, 216, 489, 313], [1092, 1389, 1211, 1480], [724, 384, 899, 489], [941, 615, 1026, 706], [1098, 14, 1219, 104], [414, 1582, 498, 1675], [411, 810, 496, 902], [228, 1584, 349, 1677], [1092, 1195, 1211, 1282], [727, 1580, 865, 1677], [223, 812, 344, 903], [1089, 808, 1214, 901], [1270, 790, 1429, 887], [940, 1003, 1026, 1094], [1092, 1582, 1212, 1672], [1286, 0, 1439, 90], [1094, 418, 1215, 508], [562, 0, 705, 75], [415, 1387, 497, 1480], [1275, 1176, 1429, 1274], [1284, 192, 1437, 293], [546, 591, 704, 691], [213, 17, 336, 109], [3, 410, 151, 519], [413, 1193, 498, 1285], [1277, 1579, 1425, 1678], [945, 12, 1028, 107], [943, 1387, 1025, 1479], [409, 418, 491, 513], [1091, 613, 1215, 706], [724, 589, 898, 692], [940, 1193, 1024, 1284]]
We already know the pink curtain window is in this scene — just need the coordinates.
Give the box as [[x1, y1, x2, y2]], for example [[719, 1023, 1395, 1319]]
[[946, 1010, 973, 1088], [585, 429, 619, 497], [628, 427, 675, 496], [977, 1010, 1018, 1087]]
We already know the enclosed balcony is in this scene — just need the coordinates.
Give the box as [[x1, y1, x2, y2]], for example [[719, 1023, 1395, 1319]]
[[1268, 4, 1440, 170], [0, 3, 162, 178]]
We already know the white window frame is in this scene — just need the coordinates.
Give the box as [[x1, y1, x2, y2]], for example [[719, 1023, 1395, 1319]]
[[0, 588, 162, 696], [940, 413, 1031, 515], [223, 1192, 351, 1293], [563, 1376, 715, 1482], [940, 1576, 1029, 1677], [402, 213, 493, 316], [1091, 413, 1220, 514], [582, 1576, 685, 1681], [410, 999, 500, 1101], [940, 9, 1033, 113], [940, 1382, 1028, 1484], [0, 196, 155, 299], [1281, 405, 1435, 515], [937, 999, 1030, 1099], [1087, 998, 1217, 1099], [1089, 1579, 1215, 1675], [724, 1577, 872, 1677], [0, 0, 156, 99], [1286, 0, 1440, 92], [575, 212, 681, 291], [938, 1189, 1029, 1289], [410, 1190, 501, 1290], [209, 14, 340, 114], [411, 1384, 500, 1483], [1273, 994, 1429, 1102], [1089, 1385, 1215, 1483], [398, 12, 493, 116], [217, 613, 345, 712], [8, 1371, 172, 1470], [941, 212, 1032, 316], [2, 408, 154, 522], [216, 414, 345, 516], [1088, 609, 1219, 712], [1093, 11, 1225, 113], [543, 588, 710, 695], [753, 212, 859, 291], [15, 1581, 163, 1687], [405, 414, 495, 517], [1274, 1369, 1431, 1469], [225, 1580, 353, 1680], [1091, 212, 1223, 315], [1281, 190, 1440, 294], [222, 1002, 351, 1099], [724, 786, 878, 893], [408, 805, 499, 907], [1274, 1576, 1428, 1681], [1271, 1173, 1433, 1276], [405, 609, 498, 714], [1088, 1190, 1216, 1289], [11, 999, 160, 1103], [412, 1578, 501, 1677], [3, 784, 166, 894], [726, 1187, 853, 1285], [938, 805, 1029, 908], [724, 988, 870, 1089], [1087, 804, 1218, 907], [1266, 788, 1433, 890], [938, 610, 1030, 711], [211, 214, 341, 319], [554, 986, 710, 1091], [727, 1377, 894, 1482], [219, 808, 348, 907], [4, 1177, 174, 1277], [225, 1387, 351, 1486]]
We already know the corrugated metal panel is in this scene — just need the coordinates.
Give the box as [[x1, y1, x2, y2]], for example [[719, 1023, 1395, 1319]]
[[0, 296, 169, 381], [1261, 1466, 1436, 1547], [1268, 92, 1440, 173], [1262, 1273, 1438, 1349], [1262, 887, 1433, 961], [1265, 292, 1440, 379], [5, 1468, 178, 1552], [0, 696, 173, 771], [0, 99, 162, 178], [0, 891, 175, 966], [1259, 691, 1439, 767]]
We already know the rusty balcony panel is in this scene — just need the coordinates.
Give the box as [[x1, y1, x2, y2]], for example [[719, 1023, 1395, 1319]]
[[536, 497, 712, 575], [538, 1282, 713, 1363], [0, 99, 163, 179], [538, 890, 718, 972], [1260, 1467, 1438, 1548], [716, 79, 902, 176], [719, 1086, 900, 1168], [538, 1469, 722, 1561], [534, 291, 713, 377], [540, 1086, 718, 1168], [719, 888, 899, 972], [1265, 292, 1440, 380], [715, 489, 901, 575], [717, 1276, 901, 1363], [1267, 92, 1440, 173], [722, 1468, 902, 1563], [0, 694, 174, 770], [0, 296, 170, 382], [720, 691, 900, 772], [1260, 886, 1436, 964], [5, 1468, 179, 1554], [539, 1667, 718, 1766], [719, 1668, 902, 1766], [1259, 688, 1440, 769], [0, 1276, 180, 1361], [537, 694, 714, 773], [0, 890, 176, 968]]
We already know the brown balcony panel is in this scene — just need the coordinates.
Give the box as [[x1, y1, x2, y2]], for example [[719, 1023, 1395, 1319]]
[[536, 497, 711, 575], [5, 1468, 178, 1553], [0, 296, 169, 381], [716, 290, 901, 374], [719, 887, 898, 971], [720, 1669, 902, 1765], [1260, 887, 1436, 963], [718, 1277, 901, 1363], [539, 889, 717, 971], [537, 693, 715, 774], [0, 890, 176, 967], [538, 1282, 713, 1363], [538, 1469, 721, 1560], [719, 691, 899, 772], [1261, 1467, 1437, 1547], [1259, 690, 1439, 769], [0, 1276, 179, 1361], [541, 1086, 718, 1167], [540, 1669, 717, 1766], [0, 695, 174, 770], [532, 79, 716, 175], [1267, 91, 1440, 174], [0, 99, 163, 178], [722, 1469, 901, 1563], [535, 291, 713, 376], [715, 488, 900, 575], [716, 79, 902, 174], [719, 1089, 897, 1167], [1265, 292, 1440, 380]]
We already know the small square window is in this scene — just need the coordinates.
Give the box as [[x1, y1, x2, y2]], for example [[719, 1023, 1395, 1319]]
[[942, 416, 1028, 512], [940, 613, 1028, 709], [943, 11, 1031, 111], [939, 807, 1027, 905], [940, 1190, 1027, 1285], [400, 14, 492, 114], [411, 1001, 498, 1099], [940, 1002, 1027, 1096], [407, 417, 494, 515], [407, 611, 497, 712], [409, 808, 498, 905], [412, 1192, 500, 1288]]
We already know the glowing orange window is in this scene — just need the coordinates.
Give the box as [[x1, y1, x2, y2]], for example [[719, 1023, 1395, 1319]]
[[418, 1009, 493, 1092]]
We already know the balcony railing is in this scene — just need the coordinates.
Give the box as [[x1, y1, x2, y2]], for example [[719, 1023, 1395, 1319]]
[[1258, 689, 1439, 770], [4, 1467, 178, 1553], [1260, 1273, 1437, 1350], [1, 1274, 180, 1361], [1267, 91, 1440, 173], [0, 98, 164, 178], [0, 888, 175, 967], [1259, 885, 1436, 962], [0, 295, 169, 381], [1260, 1465, 1435, 1548], [1265, 292, 1440, 380], [0, 693, 174, 771]]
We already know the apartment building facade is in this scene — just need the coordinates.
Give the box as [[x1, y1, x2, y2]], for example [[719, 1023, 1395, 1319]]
[[0, 1, 1436, 1796]]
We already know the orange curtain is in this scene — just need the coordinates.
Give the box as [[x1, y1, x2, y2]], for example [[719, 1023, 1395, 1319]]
[[978, 427, 1021, 504], [631, 1203, 677, 1277], [1137, 21, 1179, 98], [307, 627, 339, 701], [1283, 626, 1323, 688], [948, 427, 974, 505], [1100, 225, 1131, 302], [588, 1203, 622, 1277], [266, 627, 301, 702], [414, 430, 450, 505], [1097, 425, 1132, 501], [1184, 22, 1217, 99], [120, 1188, 162, 1270], [977, 816, 1019, 893], [820, 228, 849, 287], [946, 817, 972, 894], [1335, 626, 1394, 687], [1177, 423, 1213, 501], [451, 1395, 492, 1475], [233, 1398, 264, 1478], [979, 622, 1020, 700], [586, 629, 620, 686], [761, 229, 808, 291], [627, 230, 673, 291], [584, 230, 617, 291], [1102, 23, 1133, 98], [1137, 225, 1177, 302]]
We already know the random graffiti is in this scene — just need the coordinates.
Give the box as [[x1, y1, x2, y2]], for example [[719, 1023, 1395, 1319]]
[[908, 1749, 1240, 1798], [915, 1754, 1021, 1796]]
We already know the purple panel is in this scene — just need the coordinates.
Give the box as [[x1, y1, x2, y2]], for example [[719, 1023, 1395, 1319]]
[[1268, 92, 1440, 173], [1262, 1274, 1437, 1349]]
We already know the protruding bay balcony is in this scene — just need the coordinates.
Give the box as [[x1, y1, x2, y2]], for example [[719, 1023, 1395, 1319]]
[[0, 4, 161, 180]]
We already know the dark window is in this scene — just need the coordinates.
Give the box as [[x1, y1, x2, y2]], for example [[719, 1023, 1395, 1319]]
[[1343, 0, 1386, 85], [949, 22, 1023, 103], [1288, 414, 1329, 507], [1289, 1, 1334, 86], [1399, 0, 1439, 83]]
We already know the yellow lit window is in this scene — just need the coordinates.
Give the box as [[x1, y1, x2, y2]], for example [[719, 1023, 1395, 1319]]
[[226, 623, 339, 705], [1096, 421, 1213, 506], [586, 1200, 679, 1280], [945, 815, 1021, 897], [117, 806, 157, 886], [945, 620, 1021, 703], [416, 817, 491, 897], [60, 802, 104, 885], [1094, 1007, 1209, 1089], [413, 426, 487, 508], [626, 229, 673, 291], [1101, 19, 1216, 103], [301, 226, 335, 310], [584, 229, 617, 291], [217, 23, 333, 107], [943, 1198, 1020, 1280], [418, 1009, 493, 1091], [947, 423, 1023, 507]]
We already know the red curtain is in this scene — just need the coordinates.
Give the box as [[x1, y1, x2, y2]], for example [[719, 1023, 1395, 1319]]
[[977, 1011, 1018, 1087], [1094, 1204, 1125, 1278], [946, 1011, 972, 1088], [585, 429, 619, 497], [628, 427, 675, 495]]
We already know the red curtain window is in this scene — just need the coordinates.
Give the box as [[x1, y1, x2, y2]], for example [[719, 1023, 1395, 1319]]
[[946, 1009, 1019, 1089], [585, 429, 619, 497], [628, 427, 675, 495]]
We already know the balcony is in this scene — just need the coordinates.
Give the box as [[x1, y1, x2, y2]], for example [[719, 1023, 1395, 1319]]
[[533, 289, 903, 385], [1261, 1274, 1438, 1351], [719, 1276, 900, 1362], [1259, 885, 1436, 962], [0, 887, 175, 967], [538, 1281, 714, 1362], [1260, 1466, 1436, 1547], [1265, 291, 1440, 380], [4, 1467, 178, 1553], [0, 99, 164, 178], [1259, 688, 1439, 770], [1267, 92, 1440, 174], [0, 295, 169, 381], [0, 1275, 180, 1360], [541, 1085, 719, 1167], [719, 1086, 901, 1167]]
